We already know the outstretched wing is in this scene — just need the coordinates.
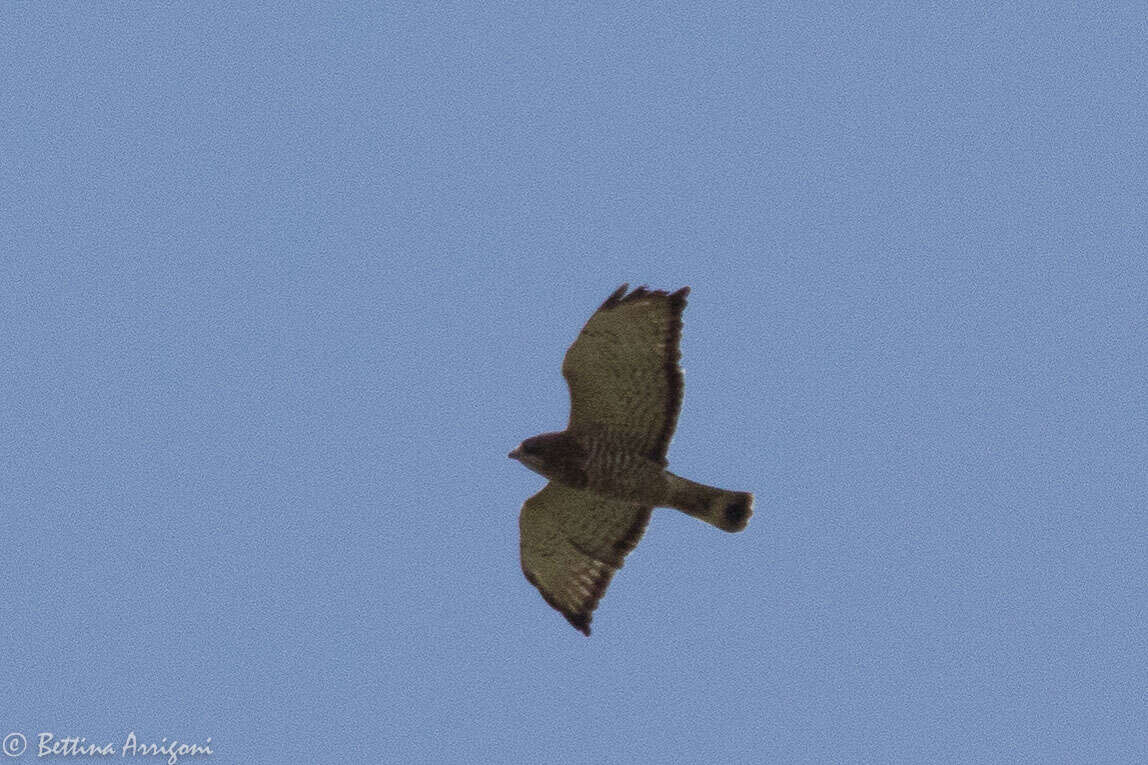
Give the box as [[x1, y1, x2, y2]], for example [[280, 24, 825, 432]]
[[562, 284, 689, 463], [519, 482, 651, 635]]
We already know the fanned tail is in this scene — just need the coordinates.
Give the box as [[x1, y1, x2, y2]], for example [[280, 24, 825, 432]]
[[666, 473, 753, 532]]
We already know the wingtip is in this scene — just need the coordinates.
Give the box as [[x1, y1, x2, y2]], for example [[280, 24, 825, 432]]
[[567, 611, 592, 636], [599, 284, 630, 310], [601, 284, 690, 311]]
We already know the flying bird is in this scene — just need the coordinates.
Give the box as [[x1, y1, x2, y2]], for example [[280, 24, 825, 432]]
[[510, 284, 753, 635]]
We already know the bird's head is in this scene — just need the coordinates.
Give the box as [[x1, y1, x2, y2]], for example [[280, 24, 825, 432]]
[[508, 435, 548, 471], [508, 432, 587, 486]]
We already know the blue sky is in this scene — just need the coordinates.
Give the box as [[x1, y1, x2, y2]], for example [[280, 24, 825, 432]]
[[3, 4, 1145, 763]]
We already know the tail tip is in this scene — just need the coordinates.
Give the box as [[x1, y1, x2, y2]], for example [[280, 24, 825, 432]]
[[721, 493, 753, 532]]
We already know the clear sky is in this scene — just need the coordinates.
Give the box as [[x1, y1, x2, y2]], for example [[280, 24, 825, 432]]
[[3, 4, 1144, 764]]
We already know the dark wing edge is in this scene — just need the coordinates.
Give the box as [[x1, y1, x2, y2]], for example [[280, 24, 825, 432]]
[[597, 282, 690, 314], [592, 283, 689, 461], [519, 483, 652, 636]]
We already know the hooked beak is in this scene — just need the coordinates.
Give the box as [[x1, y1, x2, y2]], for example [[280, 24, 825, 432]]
[[508, 446, 523, 461]]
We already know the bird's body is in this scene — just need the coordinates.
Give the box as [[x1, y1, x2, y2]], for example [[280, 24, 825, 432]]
[[511, 426, 751, 531], [510, 284, 753, 635]]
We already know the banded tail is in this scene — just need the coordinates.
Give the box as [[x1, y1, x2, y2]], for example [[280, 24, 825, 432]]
[[666, 473, 753, 533]]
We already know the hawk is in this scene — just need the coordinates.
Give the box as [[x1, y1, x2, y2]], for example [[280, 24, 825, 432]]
[[510, 284, 753, 635]]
